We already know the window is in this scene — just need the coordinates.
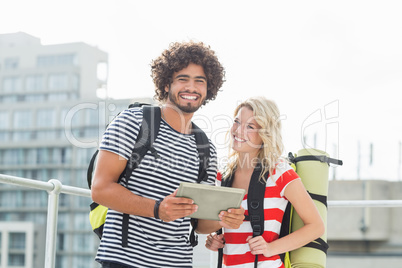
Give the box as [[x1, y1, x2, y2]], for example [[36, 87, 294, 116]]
[[37, 54, 77, 67], [2, 95, 18, 103], [85, 108, 99, 125], [37, 130, 57, 140], [13, 110, 32, 129], [36, 169, 48, 181], [0, 131, 9, 142], [37, 108, 56, 127], [57, 234, 67, 251], [57, 213, 68, 230], [72, 73, 80, 90], [36, 148, 49, 164], [48, 92, 69, 101], [55, 255, 68, 268], [60, 147, 72, 164], [12, 131, 31, 141], [59, 194, 69, 207], [22, 191, 43, 207], [59, 169, 71, 185], [4, 57, 19, 69], [25, 149, 37, 165], [72, 255, 94, 268], [0, 111, 9, 129], [26, 75, 45, 92], [3, 149, 23, 165], [25, 94, 46, 102], [48, 74, 68, 91], [74, 213, 88, 230], [2, 76, 21, 92], [76, 148, 93, 165], [61, 107, 81, 127], [9, 233, 25, 249], [8, 254, 25, 266]]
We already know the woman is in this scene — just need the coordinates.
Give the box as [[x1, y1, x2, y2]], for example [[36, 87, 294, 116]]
[[205, 97, 325, 268]]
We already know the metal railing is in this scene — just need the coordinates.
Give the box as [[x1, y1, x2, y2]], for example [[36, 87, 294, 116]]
[[1, 173, 402, 268], [0, 173, 90, 268]]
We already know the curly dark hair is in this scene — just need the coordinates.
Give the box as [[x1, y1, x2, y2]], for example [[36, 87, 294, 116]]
[[151, 41, 225, 104]]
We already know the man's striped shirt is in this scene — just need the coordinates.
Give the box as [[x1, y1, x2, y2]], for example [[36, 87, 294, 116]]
[[95, 107, 217, 267]]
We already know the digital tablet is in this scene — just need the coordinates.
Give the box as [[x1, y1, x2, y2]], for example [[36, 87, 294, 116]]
[[176, 182, 246, 221]]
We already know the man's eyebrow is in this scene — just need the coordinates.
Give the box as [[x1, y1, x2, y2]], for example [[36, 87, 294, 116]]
[[175, 74, 207, 80]]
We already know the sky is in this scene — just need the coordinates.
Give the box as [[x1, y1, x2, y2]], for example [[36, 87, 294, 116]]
[[1, 0, 402, 180]]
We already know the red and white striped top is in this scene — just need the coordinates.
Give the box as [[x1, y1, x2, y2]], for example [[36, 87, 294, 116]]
[[217, 162, 300, 268]]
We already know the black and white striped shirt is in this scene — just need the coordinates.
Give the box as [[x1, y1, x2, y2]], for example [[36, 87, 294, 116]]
[[95, 107, 217, 267]]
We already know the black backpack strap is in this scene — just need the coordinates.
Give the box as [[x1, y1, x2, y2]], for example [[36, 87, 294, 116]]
[[309, 192, 328, 208], [188, 122, 210, 247], [121, 104, 161, 248], [125, 105, 161, 178], [247, 165, 267, 268], [192, 122, 210, 183], [304, 237, 329, 253], [288, 152, 343, 166], [216, 228, 224, 268], [217, 173, 234, 268], [87, 150, 99, 189], [189, 219, 199, 247], [278, 202, 292, 263]]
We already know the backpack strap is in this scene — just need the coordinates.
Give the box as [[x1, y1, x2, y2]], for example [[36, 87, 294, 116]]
[[192, 122, 210, 183], [121, 104, 161, 247], [125, 105, 161, 178], [217, 173, 234, 268], [189, 122, 210, 247], [87, 150, 99, 189], [247, 164, 267, 268], [288, 152, 343, 166], [304, 237, 329, 253], [217, 167, 267, 268]]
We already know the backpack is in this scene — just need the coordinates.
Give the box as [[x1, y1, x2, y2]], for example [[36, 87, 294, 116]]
[[87, 102, 211, 247], [217, 150, 343, 268]]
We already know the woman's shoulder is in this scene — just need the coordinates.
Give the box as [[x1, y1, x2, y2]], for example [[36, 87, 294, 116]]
[[270, 159, 299, 187]]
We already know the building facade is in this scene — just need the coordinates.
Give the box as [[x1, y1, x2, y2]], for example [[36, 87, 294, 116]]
[[0, 32, 151, 268]]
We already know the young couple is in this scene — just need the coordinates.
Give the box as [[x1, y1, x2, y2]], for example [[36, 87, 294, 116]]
[[91, 41, 324, 268]]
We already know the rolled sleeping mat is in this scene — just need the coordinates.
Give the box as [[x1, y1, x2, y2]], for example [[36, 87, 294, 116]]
[[289, 148, 331, 268]]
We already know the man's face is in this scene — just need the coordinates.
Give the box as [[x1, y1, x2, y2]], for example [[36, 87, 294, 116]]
[[164, 63, 207, 114]]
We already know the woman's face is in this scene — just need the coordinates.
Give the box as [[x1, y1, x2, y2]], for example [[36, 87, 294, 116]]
[[230, 107, 263, 156]]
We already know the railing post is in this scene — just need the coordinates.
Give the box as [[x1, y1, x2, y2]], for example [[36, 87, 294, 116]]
[[44, 179, 62, 268]]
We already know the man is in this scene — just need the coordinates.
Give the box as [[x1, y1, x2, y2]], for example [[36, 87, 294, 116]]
[[91, 41, 245, 268]]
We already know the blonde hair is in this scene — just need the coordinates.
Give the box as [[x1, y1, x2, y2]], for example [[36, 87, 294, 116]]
[[223, 97, 285, 182]]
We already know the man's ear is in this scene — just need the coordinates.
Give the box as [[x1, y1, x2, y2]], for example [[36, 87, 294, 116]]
[[164, 84, 170, 93]]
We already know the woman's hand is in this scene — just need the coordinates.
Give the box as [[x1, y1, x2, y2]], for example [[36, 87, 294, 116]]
[[246, 236, 274, 258], [218, 207, 245, 229], [205, 233, 225, 251]]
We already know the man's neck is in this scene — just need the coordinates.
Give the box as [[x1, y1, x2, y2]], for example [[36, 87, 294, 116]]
[[161, 105, 194, 134]]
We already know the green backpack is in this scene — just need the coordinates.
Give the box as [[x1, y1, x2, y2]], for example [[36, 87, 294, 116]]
[[87, 102, 211, 247]]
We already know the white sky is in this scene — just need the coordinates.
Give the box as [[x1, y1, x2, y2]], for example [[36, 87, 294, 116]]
[[1, 0, 402, 180]]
